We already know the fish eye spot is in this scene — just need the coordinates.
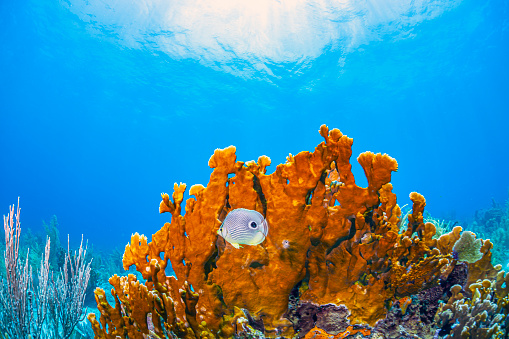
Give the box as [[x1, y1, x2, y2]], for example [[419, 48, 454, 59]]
[[250, 221, 257, 228]]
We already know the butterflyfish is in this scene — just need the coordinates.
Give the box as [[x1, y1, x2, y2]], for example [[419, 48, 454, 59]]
[[217, 208, 268, 249]]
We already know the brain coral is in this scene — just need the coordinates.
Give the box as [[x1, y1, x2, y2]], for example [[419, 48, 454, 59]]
[[89, 125, 483, 339]]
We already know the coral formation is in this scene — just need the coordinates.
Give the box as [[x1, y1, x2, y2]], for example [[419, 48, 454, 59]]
[[452, 231, 483, 263], [88, 125, 504, 338], [436, 280, 506, 338], [1, 200, 93, 339], [399, 207, 458, 240]]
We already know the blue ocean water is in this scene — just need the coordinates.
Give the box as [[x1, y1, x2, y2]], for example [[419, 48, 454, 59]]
[[0, 0, 508, 251]]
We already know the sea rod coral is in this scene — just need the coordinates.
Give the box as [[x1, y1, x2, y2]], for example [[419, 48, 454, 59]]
[[0, 198, 93, 339], [88, 125, 501, 338]]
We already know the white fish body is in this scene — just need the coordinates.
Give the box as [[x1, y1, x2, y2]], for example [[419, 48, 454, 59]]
[[217, 208, 269, 249]]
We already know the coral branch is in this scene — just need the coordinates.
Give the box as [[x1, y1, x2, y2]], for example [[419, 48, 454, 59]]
[[90, 125, 502, 338]]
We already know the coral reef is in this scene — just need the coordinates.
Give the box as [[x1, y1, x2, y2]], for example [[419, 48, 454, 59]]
[[88, 125, 504, 338], [399, 207, 458, 240], [435, 279, 506, 338], [1, 200, 93, 339], [85, 246, 145, 307]]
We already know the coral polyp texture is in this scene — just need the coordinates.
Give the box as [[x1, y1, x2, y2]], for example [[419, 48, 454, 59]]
[[88, 125, 506, 338]]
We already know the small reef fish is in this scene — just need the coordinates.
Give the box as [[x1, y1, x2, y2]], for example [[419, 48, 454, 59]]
[[217, 208, 269, 249]]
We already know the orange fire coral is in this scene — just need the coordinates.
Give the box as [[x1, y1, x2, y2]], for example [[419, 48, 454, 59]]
[[88, 125, 495, 338]]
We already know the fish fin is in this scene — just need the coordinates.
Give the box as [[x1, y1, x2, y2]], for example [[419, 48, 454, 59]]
[[217, 229, 221, 235], [231, 243, 241, 249]]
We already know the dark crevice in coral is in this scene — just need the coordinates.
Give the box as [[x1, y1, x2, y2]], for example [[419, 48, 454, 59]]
[[357, 272, 369, 286], [203, 247, 219, 281], [306, 171, 327, 206], [243, 308, 265, 333], [319, 170, 328, 184], [217, 188, 231, 223], [252, 175, 267, 216], [214, 284, 227, 308], [441, 262, 468, 297], [218, 175, 233, 221], [303, 251, 311, 284], [284, 278, 310, 327], [310, 237, 321, 247], [305, 189, 314, 205], [325, 216, 356, 256], [224, 194, 231, 209], [363, 207, 376, 230], [284, 282, 301, 325], [249, 261, 264, 269], [181, 288, 200, 336]]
